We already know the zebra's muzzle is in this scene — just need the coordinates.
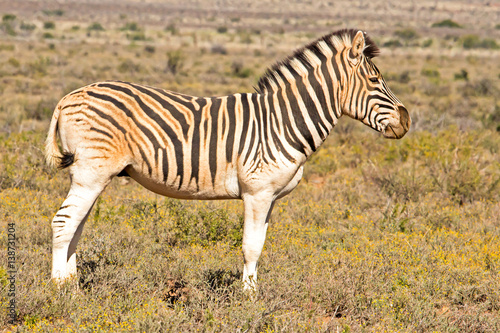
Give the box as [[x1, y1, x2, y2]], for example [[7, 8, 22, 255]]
[[383, 106, 411, 139]]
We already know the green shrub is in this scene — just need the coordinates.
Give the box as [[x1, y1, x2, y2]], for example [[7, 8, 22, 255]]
[[478, 38, 499, 49], [483, 103, 500, 131], [42, 9, 64, 16], [166, 50, 184, 74], [2, 14, 16, 22], [231, 61, 253, 78], [43, 21, 55, 29], [394, 28, 418, 40], [7, 57, 20, 67], [1, 22, 16, 36], [42, 32, 54, 39], [454, 69, 468, 81], [421, 68, 440, 78], [127, 32, 147, 41], [144, 45, 155, 54], [165, 23, 177, 35], [211, 44, 227, 54], [432, 19, 462, 28], [217, 26, 228, 33], [462, 79, 497, 97], [121, 22, 140, 31], [421, 38, 433, 48], [87, 22, 104, 31], [239, 32, 253, 44], [20, 22, 36, 31], [117, 59, 141, 73], [383, 39, 402, 48], [461, 34, 499, 49], [1, 15, 17, 36]]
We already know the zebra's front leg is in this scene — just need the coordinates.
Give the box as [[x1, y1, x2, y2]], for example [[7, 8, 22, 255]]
[[241, 193, 275, 291], [51, 182, 104, 285]]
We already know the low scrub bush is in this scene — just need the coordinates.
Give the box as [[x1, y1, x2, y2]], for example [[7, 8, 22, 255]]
[[461, 34, 499, 49], [462, 78, 497, 97], [121, 22, 141, 31], [394, 28, 418, 41], [166, 50, 184, 74], [432, 19, 462, 28], [87, 22, 104, 31], [211, 43, 227, 54], [43, 21, 55, 29]]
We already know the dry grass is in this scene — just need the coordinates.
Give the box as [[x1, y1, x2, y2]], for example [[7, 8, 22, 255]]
[[1, 1, 499, 332]]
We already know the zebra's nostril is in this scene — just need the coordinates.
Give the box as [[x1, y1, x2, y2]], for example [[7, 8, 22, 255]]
[[398, 106, 411, 131]]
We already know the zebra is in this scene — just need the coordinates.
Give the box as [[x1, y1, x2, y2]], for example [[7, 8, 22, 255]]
[[45, 29, 410, 290]]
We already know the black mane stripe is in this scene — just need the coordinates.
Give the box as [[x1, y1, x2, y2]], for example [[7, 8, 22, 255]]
[[256, 29, 380, 94]]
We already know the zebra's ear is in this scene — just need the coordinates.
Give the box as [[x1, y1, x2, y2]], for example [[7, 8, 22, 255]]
[[350, 30, 365, 59]]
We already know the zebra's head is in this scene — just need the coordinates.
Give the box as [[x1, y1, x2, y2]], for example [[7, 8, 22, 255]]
[[341, 30, 411, 139]]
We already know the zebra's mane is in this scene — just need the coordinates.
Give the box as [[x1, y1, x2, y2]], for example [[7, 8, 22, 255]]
[[255, 29, 379, 94]]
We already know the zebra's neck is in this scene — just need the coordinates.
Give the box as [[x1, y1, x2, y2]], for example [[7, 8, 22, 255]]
[[255, 67, 342, 161]]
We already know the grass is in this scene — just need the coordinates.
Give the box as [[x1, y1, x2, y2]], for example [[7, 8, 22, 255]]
[[0, 129, 499, 332], [1, 1, 500, 331]]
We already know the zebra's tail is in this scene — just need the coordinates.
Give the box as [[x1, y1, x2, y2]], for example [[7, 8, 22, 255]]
[[45, 105, 64, 168]]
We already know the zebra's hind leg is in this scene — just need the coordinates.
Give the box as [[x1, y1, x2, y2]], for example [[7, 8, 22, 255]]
[[241, 193, 275, 291], [51, 173, 110, 286]]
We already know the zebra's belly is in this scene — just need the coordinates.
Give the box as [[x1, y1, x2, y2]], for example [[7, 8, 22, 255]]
[[125, 167, 241, 200]]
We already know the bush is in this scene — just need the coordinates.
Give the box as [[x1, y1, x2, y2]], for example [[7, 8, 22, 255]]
[[432, 19, 462, 28], [165, 23, 177, 35], [20, 22, 36, 31], [166, 50, 183, 74], [42, 32, 54, 39], [239, 32, 253, 44], [42, 9, 64, 16], [461, 34, 499, 49], [231, 61, 253, 78], [28, 56, 51, 76], [7, 57, 20, 67], [398, 71, 411, 84], [421, 68, 440, 78], [454, 69, 468, 81], [217, 26, 228, 33], [2, 14, 16, 22], [421, 38, 433, 48], [43, 21, 55, 29], [394, 28, 418, 40], [121, 22, 140, 31], [383, 39, 402, 48], [211, 44, 227, 55], [483, 103, 500, 131], [127, 32, 147, 41], [117, 59, 141, 74], [462, 79, 497, 97], [144, 45, 155, 54], [87, 22, 104, 31], [0, 21, 16, 36]]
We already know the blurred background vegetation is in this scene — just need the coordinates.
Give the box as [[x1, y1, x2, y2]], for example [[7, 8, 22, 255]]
[[0, 0, 499, 332]]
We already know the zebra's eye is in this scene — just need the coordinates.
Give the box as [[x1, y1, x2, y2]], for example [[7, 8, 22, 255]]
[[369, 77, 379, 83]]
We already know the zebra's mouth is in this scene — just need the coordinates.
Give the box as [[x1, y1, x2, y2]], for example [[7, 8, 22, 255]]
[[382, 106, 410, 139]]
